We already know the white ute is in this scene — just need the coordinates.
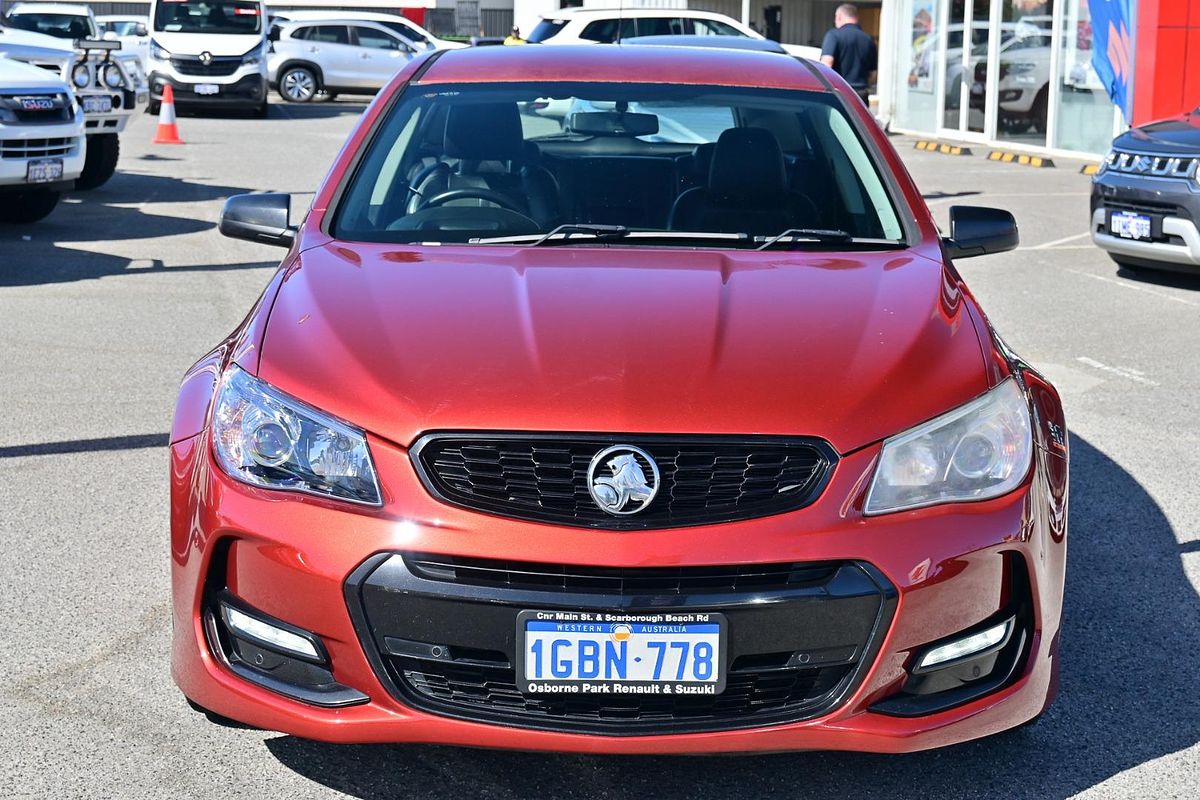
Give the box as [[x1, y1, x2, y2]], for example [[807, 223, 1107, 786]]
[[1, 4, 149, 190], [0, 54, 85, 223]]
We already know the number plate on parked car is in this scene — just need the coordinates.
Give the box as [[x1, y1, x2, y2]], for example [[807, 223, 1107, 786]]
[[82, 96, 112, 114], [1109, 211, 1153, 240], [516, 610, 726, 695], [194, 84, 219, 95], [26, 158, 63, 184]]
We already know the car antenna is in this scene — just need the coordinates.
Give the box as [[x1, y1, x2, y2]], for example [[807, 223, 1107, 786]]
[[616, 0, 625, 44]]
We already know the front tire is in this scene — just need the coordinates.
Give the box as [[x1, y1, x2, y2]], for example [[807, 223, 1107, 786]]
[[0, 189, 60, 223], [278, 66, 317, 103], [75, 133, 120, 191]]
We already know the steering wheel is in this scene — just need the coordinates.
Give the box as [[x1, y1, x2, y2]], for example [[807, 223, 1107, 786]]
[[417, 188, 525, 214]]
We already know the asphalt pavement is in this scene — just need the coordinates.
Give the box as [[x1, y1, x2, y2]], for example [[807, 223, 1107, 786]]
[[0, 101, 1197, 800]]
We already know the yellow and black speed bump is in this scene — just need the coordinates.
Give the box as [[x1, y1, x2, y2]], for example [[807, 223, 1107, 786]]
[[987, 150, 1056, 168], [915, 140, 972, 156], [1079, 163, 1101, 176]]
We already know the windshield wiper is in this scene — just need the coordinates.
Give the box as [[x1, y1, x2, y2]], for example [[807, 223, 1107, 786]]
[[756, 228, 903, 250], [470, 227, 750, 247]]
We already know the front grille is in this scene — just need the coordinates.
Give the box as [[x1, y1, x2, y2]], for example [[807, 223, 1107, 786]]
[[392, 656, 853, 727], [412, 433, 836, 529], [171, 56, 240, 77], [1106, 150, 1199, 179], [0, 137, 76, 159], [347, 553, 896, 735], [405, 552, 839, 594], [0, 94, 72, 124], [1101, 198, 1186, 219]]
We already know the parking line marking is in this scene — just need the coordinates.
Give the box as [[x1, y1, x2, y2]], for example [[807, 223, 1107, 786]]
[[1066, 269, 1200, 308], [1029, 232, 1092, 250], [1076, 357, 1159, 386]]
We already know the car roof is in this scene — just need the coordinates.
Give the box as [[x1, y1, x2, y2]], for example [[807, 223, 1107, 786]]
[[418, 44, 828, 92], [278, 18, 404, 34], [282, 10, 414, 24], [621, 35, 786, 54], [7, 3, 91, 14], [96, 15, 146, 22], [544, 8, 739, 21]]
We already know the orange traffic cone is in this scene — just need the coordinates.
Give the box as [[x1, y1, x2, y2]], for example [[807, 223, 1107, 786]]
[[153, 85, 183, 145]]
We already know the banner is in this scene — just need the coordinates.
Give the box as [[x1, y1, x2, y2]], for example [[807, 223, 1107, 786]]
[[1087, 0, 1135, 122]]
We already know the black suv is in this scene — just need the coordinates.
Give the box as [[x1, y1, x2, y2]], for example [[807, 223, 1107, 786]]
[[1091, 111, 1200, 274]]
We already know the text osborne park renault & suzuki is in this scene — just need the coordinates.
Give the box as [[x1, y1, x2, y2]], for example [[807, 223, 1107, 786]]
[[170, 45, 1069, 753]]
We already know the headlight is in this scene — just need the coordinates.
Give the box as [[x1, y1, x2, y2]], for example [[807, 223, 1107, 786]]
[[101, 62, 124, 89], [242, 45, 264, 66], [1007, 62, 1037, 75], [150, 40, 170, 61], [864, 378, 1032, 515], [71, 63, 92, 88], [212, 366, 382, 505]]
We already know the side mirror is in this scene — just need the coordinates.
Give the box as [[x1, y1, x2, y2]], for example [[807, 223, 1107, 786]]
[[944, 205, 1019, 259], [135, 22, 148, 37], [219, 193, 296, 248]]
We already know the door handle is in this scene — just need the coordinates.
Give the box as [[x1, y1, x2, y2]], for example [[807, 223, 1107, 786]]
[[308, 46, 319, 53], [360, 53, 371, 59]]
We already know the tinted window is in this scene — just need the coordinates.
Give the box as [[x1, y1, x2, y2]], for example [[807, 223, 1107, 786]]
[[636, 18, 685, 36], [308, 25, 349, 44], [692, 19, 744, 37], [379, 20, 429, 45], [580, 19, 619, 43], [152, 1, 262, 35], [526, 19, 568, 43], [6, 13, 96, 39], [355, 26, 401, 49]]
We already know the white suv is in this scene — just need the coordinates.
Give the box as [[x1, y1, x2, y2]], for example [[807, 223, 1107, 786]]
[[0, 54, 85, 223], [270, 10, 465, 52], [268, 20, 419, 103], [527, 8, 820, 59]]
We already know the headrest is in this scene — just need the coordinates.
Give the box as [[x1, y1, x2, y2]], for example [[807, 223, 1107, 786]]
[[444, 103, 524, 162], [708, 128, 787, 200]]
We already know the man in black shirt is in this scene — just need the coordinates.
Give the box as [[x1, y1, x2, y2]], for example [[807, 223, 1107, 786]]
[[820, 4, 878, 105]]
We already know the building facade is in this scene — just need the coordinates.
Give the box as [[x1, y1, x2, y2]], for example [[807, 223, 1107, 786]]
[[879, 1, 1200, 159]]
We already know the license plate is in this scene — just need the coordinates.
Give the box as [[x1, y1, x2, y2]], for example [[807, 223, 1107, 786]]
[[82, 95, 112, 114], [516, 610, 726, 695], [26, 158, 63, 184], [194, 83, 219, 96], [1109, 211, 1153, 240]]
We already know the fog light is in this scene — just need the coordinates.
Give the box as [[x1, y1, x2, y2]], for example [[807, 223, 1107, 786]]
[[917, 617, 1012, 669], [220, 602, 320, 661]]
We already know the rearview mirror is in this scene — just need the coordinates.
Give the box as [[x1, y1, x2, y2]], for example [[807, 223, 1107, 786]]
[[944, 205, 1019, 259], [568, 111, 659, 137], [219, 193, 296, 248]]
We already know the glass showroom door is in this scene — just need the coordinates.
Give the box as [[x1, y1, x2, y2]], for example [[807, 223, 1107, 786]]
[[939, 0, 995, 137]]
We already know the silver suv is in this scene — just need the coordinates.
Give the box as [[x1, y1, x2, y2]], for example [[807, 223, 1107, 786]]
[[267, 19, 417, 103]]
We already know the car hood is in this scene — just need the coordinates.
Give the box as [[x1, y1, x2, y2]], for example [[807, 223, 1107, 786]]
[[1120, 112, 1200, 154], [150, 31, 260, 57], [255, 244, 989, 454], [0, 52, 69, 87]]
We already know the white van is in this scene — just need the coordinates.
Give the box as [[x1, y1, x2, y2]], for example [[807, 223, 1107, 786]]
[[146, 0, 268, 116]]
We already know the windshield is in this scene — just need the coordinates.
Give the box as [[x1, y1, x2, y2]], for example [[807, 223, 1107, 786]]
[[153, 1, 262, 35], [6, 13, 97, 39], [334, 82, 905, 247]]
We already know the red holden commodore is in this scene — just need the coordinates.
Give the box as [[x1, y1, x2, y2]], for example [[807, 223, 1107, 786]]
[[171, 42, 1068, 753]]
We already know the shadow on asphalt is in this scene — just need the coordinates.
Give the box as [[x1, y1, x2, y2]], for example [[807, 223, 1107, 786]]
[[262, 436, 1198, 799], [1115, 264, 1200, 292], [0, 166, 280, 286]]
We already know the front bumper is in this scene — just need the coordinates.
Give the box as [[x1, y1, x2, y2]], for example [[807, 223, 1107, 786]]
[[148, 68, 266, 108], [171, 422, 1067, 753], [0, 117, 86, 187], [1091, 171, 1200, 269]]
